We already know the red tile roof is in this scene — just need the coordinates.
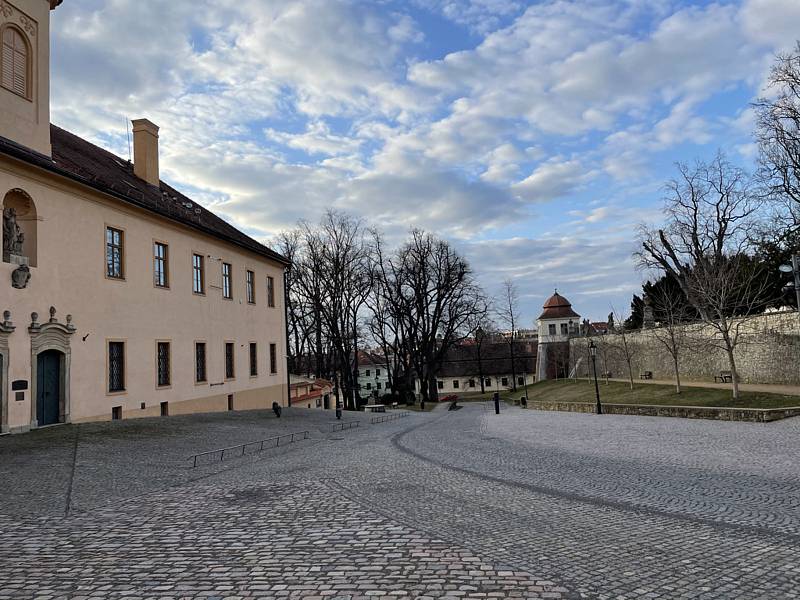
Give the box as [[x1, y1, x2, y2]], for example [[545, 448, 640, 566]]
[[0, 126, 289, 265], [538, 292, 580, 320]]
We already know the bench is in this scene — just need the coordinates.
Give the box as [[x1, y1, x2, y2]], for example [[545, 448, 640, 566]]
[[714, 371, 733, 383], [602, 371, 612, 379], [639, 371, 653, 380], [363, 404, 386, 413]]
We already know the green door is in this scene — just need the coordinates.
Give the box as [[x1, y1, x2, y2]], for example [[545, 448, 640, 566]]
[[36, 350, 61, 426]]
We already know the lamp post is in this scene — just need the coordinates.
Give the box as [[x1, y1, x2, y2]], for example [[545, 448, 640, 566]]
[[779, 254, 800, 312], [588, 340, 602, 415]]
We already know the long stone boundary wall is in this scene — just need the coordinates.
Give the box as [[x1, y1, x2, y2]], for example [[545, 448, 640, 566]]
[[528, 401, 800, 422], [568, 310, 800, 386]]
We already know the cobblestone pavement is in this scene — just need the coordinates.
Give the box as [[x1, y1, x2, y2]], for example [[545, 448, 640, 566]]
[[1, 404, 799, 599]]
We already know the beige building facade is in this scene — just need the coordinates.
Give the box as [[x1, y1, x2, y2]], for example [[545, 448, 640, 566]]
[[1, 0, 290, 433]]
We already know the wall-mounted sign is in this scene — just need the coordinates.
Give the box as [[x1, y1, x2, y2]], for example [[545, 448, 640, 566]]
[[11, 380, 27, 391], [15, 392, 24, 402]]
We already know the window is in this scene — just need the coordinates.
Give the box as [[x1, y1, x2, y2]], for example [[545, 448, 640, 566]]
[[437, 380, 443, 390], [548, 324, 556, 336], [267, 276, 275, 307], [561, 323, 568, 335], [222, 262, 232, 299], [501, 377, 509, 386], [269, 343, 277, 374], [192, 254, 205, 294], [1, 27, 30, 99], [366, 382, 372, 390], [469, 379, 476, 388], [106, 227, 124, 279], [153, 242, 169, 287], [484, 378, 491, 387], [108, 341, 125, 393], [517, 376, 525, 386], [246, 270, 255, 303], [377, 382, 382, 390], [249, 343, 258, 377], [225, 342, 235, 379], [376, 369, 381, 376], [453, 380, 459, 389], [156, 341, 171, 387], [195, 342, 207, 383], [365, 369, 371, 377]]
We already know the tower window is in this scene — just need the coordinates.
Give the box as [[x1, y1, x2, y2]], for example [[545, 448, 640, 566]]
[[1, 26, 30, 99]]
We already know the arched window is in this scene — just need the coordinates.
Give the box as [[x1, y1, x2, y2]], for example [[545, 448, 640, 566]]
[[1, 26, 30, 99]]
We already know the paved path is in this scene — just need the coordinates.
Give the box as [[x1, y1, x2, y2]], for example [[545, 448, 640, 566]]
[[604, 377, 800, 396], [1, 404, 799, 599]]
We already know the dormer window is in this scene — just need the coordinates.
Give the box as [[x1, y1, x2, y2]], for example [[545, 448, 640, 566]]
[[1, 26, 31, 100]]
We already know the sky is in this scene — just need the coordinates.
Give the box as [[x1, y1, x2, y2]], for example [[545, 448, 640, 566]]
[[49, 0, 800, 327]]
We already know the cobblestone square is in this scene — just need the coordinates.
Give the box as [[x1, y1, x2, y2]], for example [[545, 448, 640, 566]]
[[1, 404, 799, 599]]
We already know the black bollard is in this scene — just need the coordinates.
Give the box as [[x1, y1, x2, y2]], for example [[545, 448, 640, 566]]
[[335, 399, 342, 420], [493, 392, 500, 415]]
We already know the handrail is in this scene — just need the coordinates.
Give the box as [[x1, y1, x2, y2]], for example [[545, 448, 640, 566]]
[[370, 411, 410, 424], [330, 421, 360, 432], [189, 430, 310, 467]]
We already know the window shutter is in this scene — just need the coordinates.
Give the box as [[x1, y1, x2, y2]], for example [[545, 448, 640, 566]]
[[1, 43, 12, 89], [13, 47, 26, 96]]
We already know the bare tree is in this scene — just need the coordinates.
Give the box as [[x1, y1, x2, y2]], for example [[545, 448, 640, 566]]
[[637, 153, 768, 398], [393, 230, 488, 407], [609, 307, 637, 390], [648, 287, 693, 394], [496, 279, 520, 391], [754, 42, 800, 230]]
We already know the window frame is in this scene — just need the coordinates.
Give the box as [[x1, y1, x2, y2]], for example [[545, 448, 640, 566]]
[[153, 240, 170, 289], [106, 339, 127, 395], [1, 25, 32, 101], [225, 341, 235, 380], [249, 342, 258, 378], [104, 225, 125, 281], [267, 275, 276, 308], [548, 323, 557, 336], [269, 343, 277, 375], [155, 340, 172, 389], [246, 269, 256, 304], [194, 341, 208, 384], [192, 253, 205, 295], [222, 262, 232, 300]]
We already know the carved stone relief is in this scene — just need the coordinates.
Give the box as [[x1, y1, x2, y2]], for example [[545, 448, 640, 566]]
[[0, 2, 38, 36]]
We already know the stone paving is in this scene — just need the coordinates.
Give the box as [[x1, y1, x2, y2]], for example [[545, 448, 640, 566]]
[[1, 403, 799, 598]]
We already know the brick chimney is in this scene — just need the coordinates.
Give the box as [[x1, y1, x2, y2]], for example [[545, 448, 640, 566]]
[[131, 119, 160, 186]]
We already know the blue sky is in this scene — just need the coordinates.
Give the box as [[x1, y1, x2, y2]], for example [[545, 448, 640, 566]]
[[49, 0, 800, 326]]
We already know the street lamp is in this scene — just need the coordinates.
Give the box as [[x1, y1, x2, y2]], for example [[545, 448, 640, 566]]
[[588, 340, 602, 415], [779, 254, 800, 312]]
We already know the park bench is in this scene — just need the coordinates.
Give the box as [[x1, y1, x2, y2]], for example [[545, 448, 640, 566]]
[[714, 370, 733, 383], [640, 371, 653, 380]]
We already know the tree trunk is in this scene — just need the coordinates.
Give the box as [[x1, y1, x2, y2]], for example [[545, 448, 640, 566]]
[[672, 354, 681, 394], [478, 353, 485, 393], [725, 346, 740, 399]]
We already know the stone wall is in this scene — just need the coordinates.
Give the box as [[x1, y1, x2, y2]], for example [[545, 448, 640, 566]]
[[528, 401, 800, 422], [569, 311, 800, 385]]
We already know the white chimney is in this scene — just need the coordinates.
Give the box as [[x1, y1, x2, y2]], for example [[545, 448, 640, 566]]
[[131, 118, 160, 186]]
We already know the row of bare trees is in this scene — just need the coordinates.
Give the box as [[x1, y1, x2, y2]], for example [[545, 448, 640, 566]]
[[633, 44, 800, 399], [276, 212, 489, 409]]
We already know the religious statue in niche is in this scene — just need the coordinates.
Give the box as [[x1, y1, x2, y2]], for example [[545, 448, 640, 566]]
[[3, 207, 25, 261]]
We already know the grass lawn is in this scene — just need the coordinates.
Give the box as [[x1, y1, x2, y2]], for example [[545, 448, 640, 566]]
[[506, 379, 800, 410]]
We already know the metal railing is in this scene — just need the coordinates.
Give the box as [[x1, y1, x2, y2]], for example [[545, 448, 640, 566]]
[[370, 411, 410, 424], [330, 421, 360, 432], [189, 430, 310, 467]]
